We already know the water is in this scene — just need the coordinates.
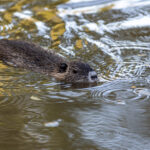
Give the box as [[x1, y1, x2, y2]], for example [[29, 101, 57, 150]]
[[0, 0, 150, 150]]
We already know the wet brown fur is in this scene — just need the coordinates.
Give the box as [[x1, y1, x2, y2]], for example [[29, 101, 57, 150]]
[[0, 39, 95, 82]]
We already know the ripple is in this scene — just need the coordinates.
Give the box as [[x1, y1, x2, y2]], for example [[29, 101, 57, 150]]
[[134, 88, 150, 96], [0, 93, 30, 109], [91, 79, 150, 104]]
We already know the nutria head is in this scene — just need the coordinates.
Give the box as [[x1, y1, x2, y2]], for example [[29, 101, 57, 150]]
[[52, 61, 98, 83]]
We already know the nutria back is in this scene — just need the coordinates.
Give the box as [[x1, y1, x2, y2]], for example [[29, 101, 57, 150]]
[[0, 39, 98, 83]]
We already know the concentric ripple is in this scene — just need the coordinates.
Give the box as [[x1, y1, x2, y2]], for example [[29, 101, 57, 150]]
[[91, 79, 150, 104]]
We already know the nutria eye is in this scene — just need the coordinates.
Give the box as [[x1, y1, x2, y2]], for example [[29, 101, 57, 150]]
[[59, 63, 68, 73], [73, 70, 78, 74]]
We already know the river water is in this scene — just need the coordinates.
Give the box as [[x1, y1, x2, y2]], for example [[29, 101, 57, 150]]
[[0, 0, 150, 150]]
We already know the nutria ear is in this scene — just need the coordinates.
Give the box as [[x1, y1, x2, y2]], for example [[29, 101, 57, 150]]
[[59, 63, 68, 73]]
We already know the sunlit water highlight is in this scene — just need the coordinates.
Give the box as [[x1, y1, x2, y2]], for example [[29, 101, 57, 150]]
[[0, 0, 150, 150]]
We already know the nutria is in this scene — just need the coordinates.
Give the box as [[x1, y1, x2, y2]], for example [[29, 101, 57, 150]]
[[0, 39, 98, 83]]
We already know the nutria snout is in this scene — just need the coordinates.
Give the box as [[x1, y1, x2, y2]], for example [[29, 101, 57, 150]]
[[53, 61, 98, 83], [0, 39, 98, 83]]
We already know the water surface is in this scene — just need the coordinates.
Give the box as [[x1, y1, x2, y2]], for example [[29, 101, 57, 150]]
[[0, 0, 150, 150]]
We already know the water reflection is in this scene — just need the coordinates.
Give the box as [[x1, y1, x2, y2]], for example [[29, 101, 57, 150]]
[[78, 102, 150, 150]]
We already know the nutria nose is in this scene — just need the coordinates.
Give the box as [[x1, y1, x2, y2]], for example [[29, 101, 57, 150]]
[[91, 75, 98, 80], [88, 71, 98, 82]]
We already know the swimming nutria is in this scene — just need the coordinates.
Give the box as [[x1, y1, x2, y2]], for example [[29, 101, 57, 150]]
[[0, 39, 98, 83]]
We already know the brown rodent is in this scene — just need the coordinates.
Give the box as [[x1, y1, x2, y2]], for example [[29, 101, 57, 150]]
[[0, 39, 98, 83]]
